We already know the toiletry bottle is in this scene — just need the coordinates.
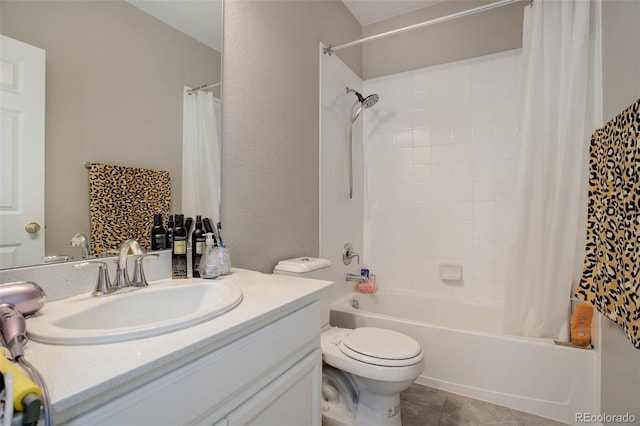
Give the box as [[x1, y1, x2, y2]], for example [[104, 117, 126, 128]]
[[171, 214, 187, 279], [570, 303, 593, 347], [166, 214, 175, 250], [191, 215, 205, 278], [203, 217, 214, 236], [199, 233, 219, 279], [150, 214, 167, 250], [185, 217, 193, 243]]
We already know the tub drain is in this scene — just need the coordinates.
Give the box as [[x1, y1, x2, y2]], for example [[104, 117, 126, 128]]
[[351, 298, 359, 309]]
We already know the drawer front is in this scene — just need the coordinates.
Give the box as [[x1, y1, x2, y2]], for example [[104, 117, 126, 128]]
[[66, 302, 320, 425]]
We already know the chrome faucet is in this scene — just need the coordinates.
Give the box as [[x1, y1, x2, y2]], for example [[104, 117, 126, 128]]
[[346, 273, 367, 283], [70, 233, 91, 259], [113, 239, 145, 289], [73, 239, 154, 297]]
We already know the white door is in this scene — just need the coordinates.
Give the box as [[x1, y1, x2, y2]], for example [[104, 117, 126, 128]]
[[0, 35, 46, 269]]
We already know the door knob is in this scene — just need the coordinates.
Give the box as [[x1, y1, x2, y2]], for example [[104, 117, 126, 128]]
[[25, 222, 41, 234]]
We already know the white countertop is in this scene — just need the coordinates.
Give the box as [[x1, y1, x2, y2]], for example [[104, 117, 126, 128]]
[[21, 268, 332, 420]]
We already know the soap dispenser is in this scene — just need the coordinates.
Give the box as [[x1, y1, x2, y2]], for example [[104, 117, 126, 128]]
[[199, 233, 220, 279]]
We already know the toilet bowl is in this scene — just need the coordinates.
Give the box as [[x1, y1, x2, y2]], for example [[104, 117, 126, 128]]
[[321, 326, 424, 426], [274, 257, 425, 426]]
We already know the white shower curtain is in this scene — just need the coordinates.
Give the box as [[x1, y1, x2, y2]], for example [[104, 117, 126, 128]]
[[182, 88, 221, 225], [503, 0, 602, 338]]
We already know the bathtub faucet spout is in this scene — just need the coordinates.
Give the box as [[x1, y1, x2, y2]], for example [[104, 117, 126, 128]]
[[346, 273, 367, 283]]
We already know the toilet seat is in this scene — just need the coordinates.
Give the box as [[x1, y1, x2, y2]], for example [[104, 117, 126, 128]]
[[339, 327, 423, 367], [321, 327, 424, 382]]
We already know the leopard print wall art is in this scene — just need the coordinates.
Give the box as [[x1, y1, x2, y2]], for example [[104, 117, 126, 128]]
[[88, 163, 171, 256]]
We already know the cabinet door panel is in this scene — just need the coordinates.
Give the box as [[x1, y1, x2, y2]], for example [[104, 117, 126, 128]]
[[227, 349, 321, 426]]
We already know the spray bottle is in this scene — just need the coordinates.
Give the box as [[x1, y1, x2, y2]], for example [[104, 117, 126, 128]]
[[199, 233, 220, 279], [171, 214, 187, 279]]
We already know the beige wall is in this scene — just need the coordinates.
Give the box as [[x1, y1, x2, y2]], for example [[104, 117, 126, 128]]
[[600, 1, 640, 422], [362, 0, 524, 80], [222, 0, 361, 272], [1, 1, 221, 258], [220, 0, 524, 273]]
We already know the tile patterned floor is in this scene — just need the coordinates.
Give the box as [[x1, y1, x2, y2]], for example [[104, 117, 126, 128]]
[[400, 384, 569, 426]]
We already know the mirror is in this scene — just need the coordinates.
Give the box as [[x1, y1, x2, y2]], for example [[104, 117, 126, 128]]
[[0, 0, 223, 269]]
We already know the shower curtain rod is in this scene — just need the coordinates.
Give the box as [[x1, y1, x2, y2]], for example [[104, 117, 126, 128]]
[[186, 82, 221, 95], [324, 0, 519, 55]]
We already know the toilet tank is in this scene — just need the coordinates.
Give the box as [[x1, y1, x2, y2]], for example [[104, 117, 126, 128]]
[[273, 257, 333, 328]]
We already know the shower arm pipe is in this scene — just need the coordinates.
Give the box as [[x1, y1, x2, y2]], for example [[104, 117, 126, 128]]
[[324, 0, 518, 55]]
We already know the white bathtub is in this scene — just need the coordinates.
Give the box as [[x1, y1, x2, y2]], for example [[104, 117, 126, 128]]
[[330, 290, 597, 425]]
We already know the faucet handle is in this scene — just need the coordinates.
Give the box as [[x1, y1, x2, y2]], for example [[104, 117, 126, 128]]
[[73, 261, 115, 296], [130, 253, 159, 287], [113, 259, 131, 289], [342, 243, 360, 265]]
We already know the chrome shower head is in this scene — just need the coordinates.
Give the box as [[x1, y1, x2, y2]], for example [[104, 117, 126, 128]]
[[346, 87, 379, 109], [361, 93, 379, 108]]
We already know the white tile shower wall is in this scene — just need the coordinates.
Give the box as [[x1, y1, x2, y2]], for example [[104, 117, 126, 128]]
[[320, 46, 365, 302], [363, 49, 521, 304]]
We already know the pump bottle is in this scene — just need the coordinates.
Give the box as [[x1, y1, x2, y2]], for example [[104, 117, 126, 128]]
[[199, 233, 220, 279]]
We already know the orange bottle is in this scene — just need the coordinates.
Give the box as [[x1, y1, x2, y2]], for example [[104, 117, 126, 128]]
[[570, 303, 593, 347]]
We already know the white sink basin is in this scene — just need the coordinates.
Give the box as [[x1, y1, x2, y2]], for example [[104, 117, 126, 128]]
[[27, 279, 243, 345]]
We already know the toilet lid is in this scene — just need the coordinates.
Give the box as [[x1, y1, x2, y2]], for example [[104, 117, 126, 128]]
[[338, 327, 422, 367]]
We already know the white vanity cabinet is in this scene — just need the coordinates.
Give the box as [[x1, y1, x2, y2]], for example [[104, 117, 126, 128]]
[[225, 350, 321, 426], [62, 302, 321, 426]]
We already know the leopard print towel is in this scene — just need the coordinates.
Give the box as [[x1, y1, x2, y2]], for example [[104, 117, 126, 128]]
[[576, 98, 640, 349], [89, 163, 171, 256]]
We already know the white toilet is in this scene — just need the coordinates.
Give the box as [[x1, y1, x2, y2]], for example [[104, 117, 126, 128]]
[[274, 257, 425, 426]]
